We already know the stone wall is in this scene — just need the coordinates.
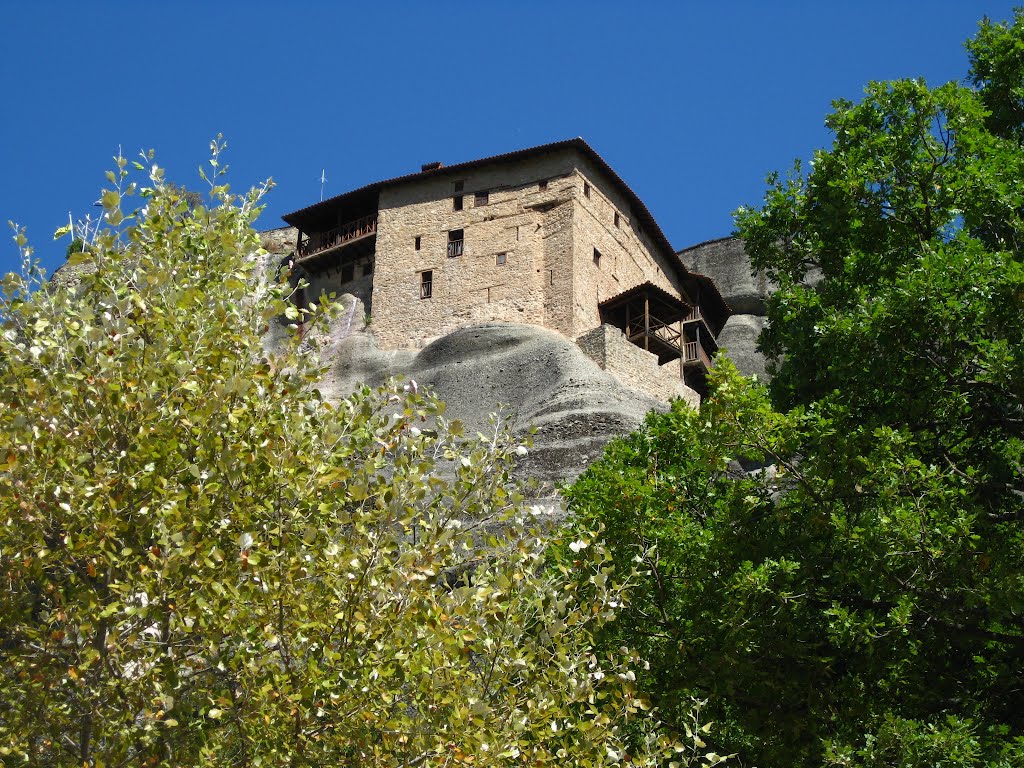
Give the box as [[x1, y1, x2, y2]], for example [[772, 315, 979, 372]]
[[571, 156, 683, 337], [260, 226, 298, 255], [541, 197, 576, 339], [366, 148, 691, 351], [370, 152, 581, 349], [577, 324, 699, 407]]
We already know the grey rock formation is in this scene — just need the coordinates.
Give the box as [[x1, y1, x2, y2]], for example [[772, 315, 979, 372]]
[[716, 313, 768, 380], [310, 299, 661, 486], [678, 237, 772, 380]]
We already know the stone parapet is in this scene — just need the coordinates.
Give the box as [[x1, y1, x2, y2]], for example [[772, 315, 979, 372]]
[[577, 324, 699, 407]]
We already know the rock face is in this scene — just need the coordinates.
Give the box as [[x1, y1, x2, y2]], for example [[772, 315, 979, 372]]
[[678, 237, 772, 381], [309, 298, 661, 486]]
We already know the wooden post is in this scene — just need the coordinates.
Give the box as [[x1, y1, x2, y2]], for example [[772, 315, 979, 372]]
[[679, 320, 684, 379], [644, 295, 650, 351]]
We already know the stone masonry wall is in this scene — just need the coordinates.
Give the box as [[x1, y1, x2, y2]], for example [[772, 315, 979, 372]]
[[370, 153, 579, 349], [541, 197, 575, 339], [366, 147, 691, 350], [577, 324, 700, 407], [303, 258, 374, 316], [260, 226, 298, 255], [569, 157, 688, 337]]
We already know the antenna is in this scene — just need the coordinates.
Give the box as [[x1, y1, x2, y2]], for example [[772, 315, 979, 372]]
[[319, 169, 327, 201]]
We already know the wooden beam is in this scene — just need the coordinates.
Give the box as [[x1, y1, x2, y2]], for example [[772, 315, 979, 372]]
[[644, 294, 650, 352]]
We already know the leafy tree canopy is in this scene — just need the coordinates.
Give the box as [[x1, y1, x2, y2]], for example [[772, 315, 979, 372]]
[[0, 143, 715, 766], [563, 10, 1024, 768]]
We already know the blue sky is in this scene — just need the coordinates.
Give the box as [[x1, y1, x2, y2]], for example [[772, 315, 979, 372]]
[[1, 1, 1019, 278]]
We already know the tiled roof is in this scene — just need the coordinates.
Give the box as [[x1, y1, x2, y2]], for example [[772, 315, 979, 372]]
[[599, 280, 691, 315]]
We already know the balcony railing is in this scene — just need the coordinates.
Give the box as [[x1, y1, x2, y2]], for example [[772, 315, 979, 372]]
[[625, 315, 682, 348], [683, 341, 713, 369], [447, 239, 464, 258], [298, 214, 377, 258]]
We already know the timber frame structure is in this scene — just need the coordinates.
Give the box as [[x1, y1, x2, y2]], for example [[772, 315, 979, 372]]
[[598, 282, 722, 394]]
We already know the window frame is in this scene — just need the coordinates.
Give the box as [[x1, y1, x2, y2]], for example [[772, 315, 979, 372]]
[[447, 229, 464, 258]]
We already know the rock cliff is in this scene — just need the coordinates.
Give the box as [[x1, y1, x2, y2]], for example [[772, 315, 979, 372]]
[[677, 237, 771, 381], [309, 301, 663, 486]]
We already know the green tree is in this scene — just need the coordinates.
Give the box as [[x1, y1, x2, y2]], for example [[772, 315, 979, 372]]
[[564, 11, 1024, 767], [0, 146, 712, 766]]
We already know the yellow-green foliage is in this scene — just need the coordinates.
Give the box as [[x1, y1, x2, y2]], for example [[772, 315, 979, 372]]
[[0, 144, 715, 767]]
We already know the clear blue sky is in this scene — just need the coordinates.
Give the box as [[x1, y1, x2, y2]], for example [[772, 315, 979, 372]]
[[1, 1, 1019, 278]]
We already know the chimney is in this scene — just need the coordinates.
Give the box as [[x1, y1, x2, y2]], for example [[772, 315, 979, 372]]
[[421, 161, 443, 172]]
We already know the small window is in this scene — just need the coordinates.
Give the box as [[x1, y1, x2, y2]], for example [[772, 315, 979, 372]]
[[538, 179, 548, 191], [583, 182, 591, 199], [414, 236, 421, 250], [495, 252, 507, 266], [447, 229, 464, 258], [454, 180, 464, 193], [362, 261, 373, 276], [475, 190, 489, 206], [341, 263, 355, 283], [453, 195, 463, 211], [420, 270, 433, 299], [593, 248, 601, 267], [614, 212, 620, 228]]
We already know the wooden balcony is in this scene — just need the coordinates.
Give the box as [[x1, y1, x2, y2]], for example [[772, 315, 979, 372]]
[[599, 282, 692, 366], [683, 306, 704, 324], [682, 340, 713, 370], [625, 314, 684, 364], [683, 306, 718, 351], [297, 214, 377, 261]]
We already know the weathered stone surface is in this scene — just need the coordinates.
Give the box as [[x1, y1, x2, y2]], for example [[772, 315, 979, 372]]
[[310, 299, 661, 485], [577, 324, 700, 407], [260, 226, 298, 255], [678, 237, 770, 379], [716, 314, 768, 381], [678, 236, 772, 316], [370, 152, 688, 351]]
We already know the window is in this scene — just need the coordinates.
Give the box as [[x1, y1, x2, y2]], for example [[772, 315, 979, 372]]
[[454, 181, 464, 192], [341, 263, 355, 283], [495, 252, 507, 266], [614, 212, 620, 228], [593, 248, 601, 267], [475, 190, 489, 206], [420, 270, 433, 299], [453, 195, 463, 211], [362, 261, 373, 277], [538, 179, 548, 191], [414, 236, 421, 250], [447, 229, 464, 258], [583, 182, 591, 199]]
